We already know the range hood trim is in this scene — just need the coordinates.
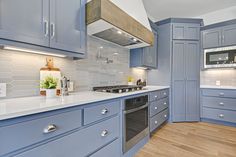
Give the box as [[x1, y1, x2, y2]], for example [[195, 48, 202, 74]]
[[86, 0, 154, 48]]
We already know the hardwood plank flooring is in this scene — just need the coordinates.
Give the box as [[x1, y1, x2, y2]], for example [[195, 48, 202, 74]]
[[135, 122, 236, 157]]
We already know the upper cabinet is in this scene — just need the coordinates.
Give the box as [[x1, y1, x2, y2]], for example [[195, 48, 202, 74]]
[[173, 23, 200, 40], [202, 20, 236, 49], [130, 21, 158, 69], [0, 0, 86, 58], [0, 0, 50, 46]]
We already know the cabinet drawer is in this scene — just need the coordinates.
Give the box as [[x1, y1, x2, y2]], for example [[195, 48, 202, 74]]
[[202, 107, 236, 123], [84, 101, 120, 125], [160, 89, 169, 99], [202, 89, 236, 98], [150, 109, 169, 132], [150, 98, 169, 117], [90, 139, 120, 157], [15, 116, 119, 157], [150, 91, 160, 102], [202, 96, 236, 111], [0, 109, 82, 156]]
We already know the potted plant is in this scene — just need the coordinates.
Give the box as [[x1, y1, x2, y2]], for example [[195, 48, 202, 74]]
[[40, 76, 58, 98]]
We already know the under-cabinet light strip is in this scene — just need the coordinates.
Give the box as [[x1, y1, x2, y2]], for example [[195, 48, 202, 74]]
[[2, 46, 66, 58]]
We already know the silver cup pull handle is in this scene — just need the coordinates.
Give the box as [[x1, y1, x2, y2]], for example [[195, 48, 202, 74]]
[[101, 130, 108, 137], [101, 108, 108, 115], [219, 102, 224, 106], [219, 114, 224, 118], [43, 124, 57, 134]]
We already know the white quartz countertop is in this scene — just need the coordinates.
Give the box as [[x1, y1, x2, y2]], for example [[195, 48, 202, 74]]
[[200, 85, 236, 90], [0, 86, 169, 121]]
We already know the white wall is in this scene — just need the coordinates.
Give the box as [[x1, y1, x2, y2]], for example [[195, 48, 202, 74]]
[[196, 6, 236, 25]]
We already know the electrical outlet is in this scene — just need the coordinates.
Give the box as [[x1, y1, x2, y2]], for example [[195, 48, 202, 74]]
[[0, 83, 6, 97]]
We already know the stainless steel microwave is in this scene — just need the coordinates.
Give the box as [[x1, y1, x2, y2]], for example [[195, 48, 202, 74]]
[[204, 46, 236, 68]]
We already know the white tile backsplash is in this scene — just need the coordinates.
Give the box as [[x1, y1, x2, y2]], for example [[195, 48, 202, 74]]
[[0, 36, 147, 98], [201, 69, 236, 86]]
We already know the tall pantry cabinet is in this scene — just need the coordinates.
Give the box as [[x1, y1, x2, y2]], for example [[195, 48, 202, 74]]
[[147, 18, 203, 122]]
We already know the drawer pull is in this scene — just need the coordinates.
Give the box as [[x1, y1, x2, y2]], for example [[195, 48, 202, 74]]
[[164, 114, 167, 118], [164, 102, 167, 105], [154, 107, 158, 110], [101, 108, 108, 115], [43, 124, 57, 134], [219, 93, 224, 96], [154, 121, 158, 124], [154, 95, 158, 98], [219, 102, 224, 106], [219, 114, 224, 118], [163, 92, 167, 96], [101, 130, 108, 137]]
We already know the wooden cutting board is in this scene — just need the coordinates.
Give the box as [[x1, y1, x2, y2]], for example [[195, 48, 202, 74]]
[[40, 58, 61, 96]]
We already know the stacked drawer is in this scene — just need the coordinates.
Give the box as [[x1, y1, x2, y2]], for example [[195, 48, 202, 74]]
[[149, 89, 169, 132], [201, 88, 236, 124]]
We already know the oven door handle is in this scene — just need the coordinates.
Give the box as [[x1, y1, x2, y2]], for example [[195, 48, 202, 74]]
[[124, 103, 148, 114]]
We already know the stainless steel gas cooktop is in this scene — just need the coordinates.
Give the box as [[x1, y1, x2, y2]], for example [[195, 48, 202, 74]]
[[93, 85, 144, 93]]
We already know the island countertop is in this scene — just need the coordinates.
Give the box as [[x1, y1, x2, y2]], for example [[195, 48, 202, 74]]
[[0, 86, 169, 121]]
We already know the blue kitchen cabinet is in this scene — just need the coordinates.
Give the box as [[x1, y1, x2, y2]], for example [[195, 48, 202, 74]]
[[0, 0, 86, 58], [49, 0, 86, 53], [202, 28, 221, 49], [202, 19, 236, 49], [130, 20, 158, 69], [173, 23, 200, 40], [14, 116, 119, 157], [0, 0, 50, 46], [201, 88, 236, 126], [172, 40, 200, 122], [148, 18, 202, 122], [149, 89, 169, 133]]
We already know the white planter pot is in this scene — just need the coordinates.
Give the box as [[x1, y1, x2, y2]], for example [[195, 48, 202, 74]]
[[128, 82, 134, 85], [46, 89, 56, 98]]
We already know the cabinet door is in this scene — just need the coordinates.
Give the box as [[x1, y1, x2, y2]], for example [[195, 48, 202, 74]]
[[202, 28, 221, 49], [222, 24, 236, 47], [185, 41, 200, 121], [173, 23, 200, 40], [49, 0, 86, 53], [0, 0, 49, 46], [143, 30, 158, 68], [172, 41, 186, 122]]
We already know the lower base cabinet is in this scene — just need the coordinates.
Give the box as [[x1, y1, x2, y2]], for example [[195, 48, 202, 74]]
[[201, 88, 236, 125], [150, 109, 169, 132], [15, 116, 119, 157], [90, 139, 120, 157]]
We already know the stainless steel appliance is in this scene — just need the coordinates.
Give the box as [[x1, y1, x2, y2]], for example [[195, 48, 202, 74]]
[[123, 95, 149, 153], [204, 45, 236, 68], [93, 85, 144, 93]]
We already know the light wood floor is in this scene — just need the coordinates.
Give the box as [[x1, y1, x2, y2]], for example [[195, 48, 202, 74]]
[[135, 122, 236, 157]]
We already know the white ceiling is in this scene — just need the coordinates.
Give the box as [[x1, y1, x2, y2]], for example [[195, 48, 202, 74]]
[[143, 0, 236, 22]]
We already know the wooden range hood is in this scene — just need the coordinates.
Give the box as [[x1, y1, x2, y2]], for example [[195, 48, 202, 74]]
[[86, 0, 154, 49]]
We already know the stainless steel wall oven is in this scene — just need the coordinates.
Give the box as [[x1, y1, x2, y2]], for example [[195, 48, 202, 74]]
[[123, 95, 149, 153]]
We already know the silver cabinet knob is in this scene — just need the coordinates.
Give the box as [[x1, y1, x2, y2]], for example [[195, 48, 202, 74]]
[[219, 114, 224, 118], [219, 102, 224, 106], [154, 95, 158, 98], [219, 93, 224, 96], [163, 92, 167, 95], [101, 108, 108, 115], [164, 102, 167, 105], [101, 130, 108, 137], [154, 107, 158, 110], [164, 114, 167, 118], [43, 124, 57, 134], [154, 121, 158, 124]]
